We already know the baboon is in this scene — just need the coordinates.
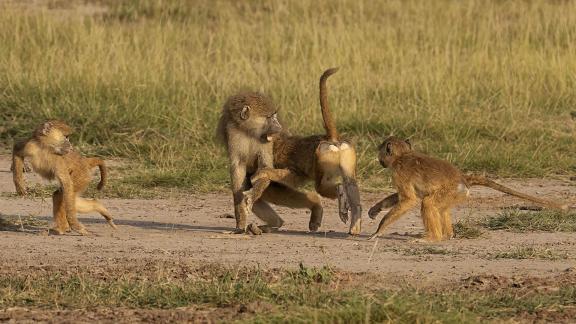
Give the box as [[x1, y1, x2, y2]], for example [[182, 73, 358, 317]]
[[243, 68, 363, 235], [368, 136, 568, 241], [216, 92, 283, 234], [12, 120, 117, 235]]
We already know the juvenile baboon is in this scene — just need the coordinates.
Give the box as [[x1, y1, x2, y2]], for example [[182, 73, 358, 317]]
[[368, 136, 568, 241], [12, 120, 116, 235], [243, 68, 363, 235], [216, 92, 283, 234]]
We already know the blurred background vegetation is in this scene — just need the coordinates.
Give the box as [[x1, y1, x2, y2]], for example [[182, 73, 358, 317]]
[[0, 0, 574, 195]]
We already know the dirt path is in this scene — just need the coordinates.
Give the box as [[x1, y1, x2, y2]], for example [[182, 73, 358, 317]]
[[1, 155, 575, 283]]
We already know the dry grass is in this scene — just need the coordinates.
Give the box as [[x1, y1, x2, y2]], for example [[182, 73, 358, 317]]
[[0, 0, 575, 194]]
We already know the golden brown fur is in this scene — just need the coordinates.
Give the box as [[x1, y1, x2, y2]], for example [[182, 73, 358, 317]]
[[216, 92, 283, 233], [12, 120, 116, 235], [368, 136, 568, 241], [245, 68, 363, 235]]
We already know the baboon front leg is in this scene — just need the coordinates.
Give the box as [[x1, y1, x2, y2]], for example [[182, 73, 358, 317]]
[[75, 197, 117, 229], [51, 190, 69, 235], [230, 162, 249, 233], [368, 195, 417, 240], [261, 185, 324, 232], [368, 193, 399, 219]]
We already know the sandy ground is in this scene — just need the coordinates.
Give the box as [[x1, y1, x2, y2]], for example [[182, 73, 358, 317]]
[[1, 155, 575, 284]]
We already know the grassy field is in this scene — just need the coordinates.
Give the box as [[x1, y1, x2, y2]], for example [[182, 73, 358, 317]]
[[0, 0, 575, 194], [2, 263, 575, 323]]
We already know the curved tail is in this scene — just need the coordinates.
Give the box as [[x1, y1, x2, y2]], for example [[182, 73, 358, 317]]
[[319, 67, 339, 142], [464, 175, 567, 210], [87, 158, 107, 190]]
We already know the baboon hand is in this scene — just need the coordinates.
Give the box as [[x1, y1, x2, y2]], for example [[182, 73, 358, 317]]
[[368, 204, 381, 219]]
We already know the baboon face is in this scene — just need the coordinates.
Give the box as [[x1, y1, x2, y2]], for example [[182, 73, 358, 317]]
[[35, 120, 74, 155], [232, 93, 282, 142], [377, 136, 412, 168]]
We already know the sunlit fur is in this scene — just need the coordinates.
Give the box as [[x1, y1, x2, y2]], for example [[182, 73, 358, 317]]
[[369, 136, 568, 242], [246, 68, 363, 235], [12, 120, 116, 235], [216, 92, 284, 233]]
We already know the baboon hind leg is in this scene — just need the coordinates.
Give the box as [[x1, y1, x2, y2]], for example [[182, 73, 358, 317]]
[[421, 196, 443, 242], [338, 142, 362, 235], [261, 185, 324, 232], [251, 200, 284, 232], [75, 197, 117, 229]]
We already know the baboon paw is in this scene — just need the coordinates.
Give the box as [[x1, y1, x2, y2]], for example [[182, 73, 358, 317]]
[[247, 223, 262, 235], [233, 227, 247, 234], [76, 228, 90, 236], [368, 207, 381, 219]]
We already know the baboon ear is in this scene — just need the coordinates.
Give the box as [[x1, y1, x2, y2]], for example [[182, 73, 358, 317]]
[[240, 105, 251, 120], [405, 138, 412, 149], [385, 142, 393, 155]]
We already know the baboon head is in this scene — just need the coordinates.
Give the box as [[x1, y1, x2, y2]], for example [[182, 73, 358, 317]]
[[226, 92, 282, 142], [377, 136, 412, 168], [34, 120, 74, 155]]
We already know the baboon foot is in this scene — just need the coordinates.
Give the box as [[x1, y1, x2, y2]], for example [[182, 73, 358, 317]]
[[258, 225, 279, 233], [247, 223, 262, 235], [49, 227, 67, 235], [107, 220, 118, 229]]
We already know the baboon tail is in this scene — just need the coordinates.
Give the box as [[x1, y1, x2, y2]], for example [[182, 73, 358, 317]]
[[319, 67, 339, 142], [87, 158, 107, 191], [464, 175, 567, 210]]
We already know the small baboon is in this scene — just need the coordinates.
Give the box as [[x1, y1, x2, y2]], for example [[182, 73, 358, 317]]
[[216, 92, 283, 233], [244, 68, 363, 235], [368, 136, 568, 241], [12, 120, 116, 235]]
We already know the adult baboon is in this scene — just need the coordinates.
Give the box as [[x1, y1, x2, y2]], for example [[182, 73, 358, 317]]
[[243, 68, 363, 235]]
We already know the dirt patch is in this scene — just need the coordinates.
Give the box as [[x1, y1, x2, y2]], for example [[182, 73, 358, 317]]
[[1, 153, 575, 282]]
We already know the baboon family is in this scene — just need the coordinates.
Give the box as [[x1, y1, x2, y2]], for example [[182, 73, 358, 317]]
[[11, 69, 569, 241]]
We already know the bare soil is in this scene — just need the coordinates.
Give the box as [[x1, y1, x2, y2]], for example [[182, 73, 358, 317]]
[[1, 155, 576, 322]]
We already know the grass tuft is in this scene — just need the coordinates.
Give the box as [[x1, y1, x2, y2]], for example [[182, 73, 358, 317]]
[[481, 210, 576, 232]]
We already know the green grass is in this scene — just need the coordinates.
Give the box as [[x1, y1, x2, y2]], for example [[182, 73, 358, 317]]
[[481, 210, 576, 232], [1, 264, 575, 323], [1, 0, 575, 194], [453, 220, 484, 239]]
